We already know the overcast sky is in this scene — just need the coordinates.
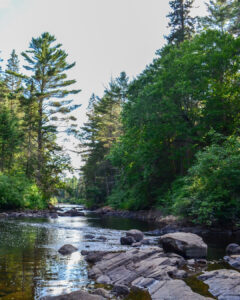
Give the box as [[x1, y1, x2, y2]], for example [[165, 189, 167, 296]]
[[0, 0, 207, 173]]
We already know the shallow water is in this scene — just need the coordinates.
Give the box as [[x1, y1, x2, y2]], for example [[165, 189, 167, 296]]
[[0, 204, 239, 299], [0, 205, 158, 299]]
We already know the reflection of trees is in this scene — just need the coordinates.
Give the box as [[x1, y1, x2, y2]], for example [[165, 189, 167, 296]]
[[0, 221, 50, 299]]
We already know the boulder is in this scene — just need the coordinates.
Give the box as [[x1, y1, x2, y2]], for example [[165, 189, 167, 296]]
[[224, 255, 240, 269], [112, 284, 130, 296], [41, 290, 105, 300], [159, 232, 207, 258], [120, 236, 135, 245], [50, 213, 58, 219], [198, 269, 240, 300], [126, 229, 144, 242], [226, 243, 240, 255], [58, 244, 78, 255]]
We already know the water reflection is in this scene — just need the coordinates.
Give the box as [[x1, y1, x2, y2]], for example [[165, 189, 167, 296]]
[[0, 205, 158, 300]]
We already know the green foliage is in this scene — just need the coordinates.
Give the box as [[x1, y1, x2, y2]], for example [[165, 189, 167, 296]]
[[173, 134, 240, 225], [0, 173, 45, 209], [108, 30, 240, 212], [166, 0, 195, 44]]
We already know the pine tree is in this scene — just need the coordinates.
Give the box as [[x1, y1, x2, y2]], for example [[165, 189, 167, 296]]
[[200, 0, 232, 32], [21, 32, 80, 191], [5, 50, 22, 112], [228, 0, 240, 36], [166, 0, 195, 45]]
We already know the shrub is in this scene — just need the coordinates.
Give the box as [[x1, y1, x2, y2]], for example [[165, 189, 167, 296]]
[[173, 135, 240, 225], [0, 173, 45, 209]]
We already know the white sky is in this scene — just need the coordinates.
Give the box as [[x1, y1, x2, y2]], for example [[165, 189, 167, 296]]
[[0, 0, 207, 174]]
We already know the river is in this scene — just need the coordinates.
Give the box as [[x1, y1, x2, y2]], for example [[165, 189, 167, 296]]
[[0, 204, 239, 300], [0, 204, 158, 300]]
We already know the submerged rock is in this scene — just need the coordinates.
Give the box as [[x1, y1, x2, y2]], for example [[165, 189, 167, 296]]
[[198, 269, 240, 300], [41, 290, 105, 300], [159, 232, 207, 258], [58, 244, 78, 255]]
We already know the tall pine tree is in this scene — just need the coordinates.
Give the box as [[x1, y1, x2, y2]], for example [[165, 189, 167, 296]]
[[166, 0, 195, 45], [21, 32, 80, 192]]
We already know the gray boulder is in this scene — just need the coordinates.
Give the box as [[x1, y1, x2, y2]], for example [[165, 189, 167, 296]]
[[226, 243, 240, 255], [159, 232, 207, 258], [120, 236, 135, 245], [126, 229, 144, 242], [198, 269, 240, 300], [224, 255, 240, 269], [58, 244, 78, 255]]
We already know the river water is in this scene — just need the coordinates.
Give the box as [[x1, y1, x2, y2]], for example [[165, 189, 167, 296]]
[[0, 204, 239, 300], [0, 205, 158, 300]]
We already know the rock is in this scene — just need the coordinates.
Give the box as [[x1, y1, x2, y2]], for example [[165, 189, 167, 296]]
[[159, 232, 207, 258], [142, 239, 150, 245], [96, 275, 111, 285], [148, 279, 212, 300], [126, 229, 144, 242], [226, 243, 240, 255], [0, 213, 8, 218], [60, 209, 85, 217], [84, 234, 95, 239], [85, 251, 110, 263], [85, 247, 212, 300], [97, 236, 107, 241], [132, 242, 142, 247], [196, 259, 207, 266], [120, 236, 135, 245], [112, 284, 130, 296], [198, 269, 240, 300], [58, 244, 78, 255], [41, 290, 105, 300], [224, 255, 240, 269], [187, 259, 195, 266], [93, 288, 110, 298], [50, 213, 58, 219]]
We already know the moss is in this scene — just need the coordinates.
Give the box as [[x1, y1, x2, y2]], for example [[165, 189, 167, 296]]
[[124, 289, 152, 300]]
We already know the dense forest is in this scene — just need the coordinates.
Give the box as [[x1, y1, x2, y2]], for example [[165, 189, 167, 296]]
[[80, 0, 240, 225], [0, 0, 239, 226], [0, 33, 80, 209]]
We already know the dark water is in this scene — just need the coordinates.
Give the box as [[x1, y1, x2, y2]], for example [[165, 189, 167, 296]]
[[0, 204, 239, 299], [0, 205, 158, 299]]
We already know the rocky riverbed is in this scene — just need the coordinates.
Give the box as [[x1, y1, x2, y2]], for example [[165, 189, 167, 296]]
[[0, 205, 240, 299]]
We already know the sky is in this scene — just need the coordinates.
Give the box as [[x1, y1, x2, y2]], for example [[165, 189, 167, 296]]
[[0, 0, 208, 174]]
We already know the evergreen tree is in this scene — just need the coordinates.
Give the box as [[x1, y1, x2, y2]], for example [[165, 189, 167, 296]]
[[200, 0, 232, 32], [228, 0, 240, 36], [5, 50, 22, 112], [166, 0, 195, 44], [21, 32, 80, 193]]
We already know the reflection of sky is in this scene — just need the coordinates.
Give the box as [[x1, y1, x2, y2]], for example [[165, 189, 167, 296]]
[[0, 205, 158, 299]]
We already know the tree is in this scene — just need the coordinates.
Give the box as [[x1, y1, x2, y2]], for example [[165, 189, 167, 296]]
[[0, 105, 22, 172], [200, 0, 232, 32], [166, 0, 195, 45], [21, 32, 80, 193], [80, 72, 129, 207], [228, 0, 240, 36]]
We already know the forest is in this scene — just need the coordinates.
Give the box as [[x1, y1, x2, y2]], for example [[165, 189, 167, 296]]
[[80, 0, 240, 225], [0, 0, 239, 226]]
